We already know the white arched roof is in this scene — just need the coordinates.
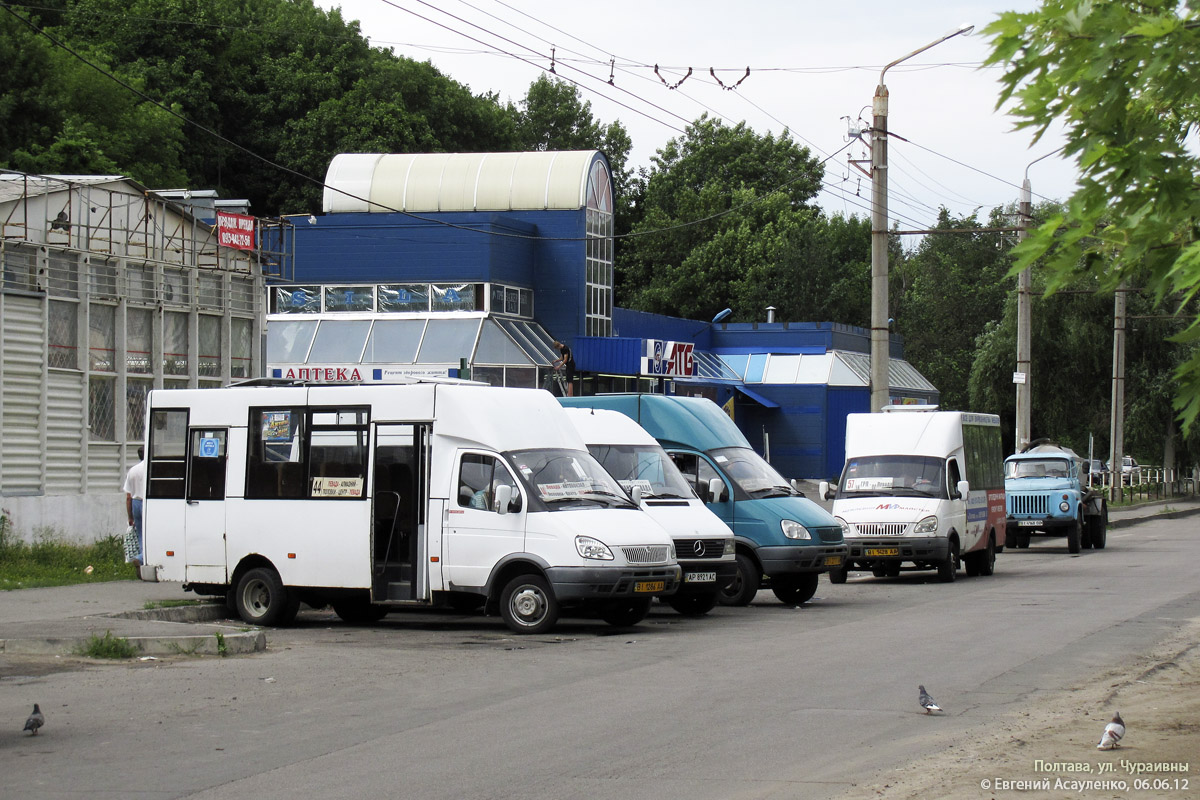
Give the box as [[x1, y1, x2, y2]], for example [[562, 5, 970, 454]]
[[322, 151, 609, 214]]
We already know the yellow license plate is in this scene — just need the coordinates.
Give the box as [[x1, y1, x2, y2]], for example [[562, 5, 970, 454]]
[[823, 555, 843, 566], [864, 547, 899, 557], [634, 580, 665, 593]]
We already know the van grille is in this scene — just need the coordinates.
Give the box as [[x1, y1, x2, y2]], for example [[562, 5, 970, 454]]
[[673, 538, 725, 559], [817, 527, 844, 543], [1009, 495, 1048, 515], [852, 522, 908, 536], [621, 545, 671, 565]]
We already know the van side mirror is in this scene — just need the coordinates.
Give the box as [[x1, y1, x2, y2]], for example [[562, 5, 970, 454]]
[[819, 480, 834, 501], [707, 477, 725, 503], [955, 479, 970, 500], [629, 485, 643, 505], [789, 479, 805, 497], [494, 484, 513, 515]]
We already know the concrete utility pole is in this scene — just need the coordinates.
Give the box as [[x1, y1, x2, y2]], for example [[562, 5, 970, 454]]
[[1109, 284, 1127, 501], [1014, 149, 1058, 451], [870, 24, 974, 412]]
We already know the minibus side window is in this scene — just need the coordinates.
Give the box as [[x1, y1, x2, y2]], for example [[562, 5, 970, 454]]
[[148, 409, 188, 499], [188, 429, 227, 501], [669, 452, 726, 503], [247, 408, 307, 499], [457, 454, 521, 513]]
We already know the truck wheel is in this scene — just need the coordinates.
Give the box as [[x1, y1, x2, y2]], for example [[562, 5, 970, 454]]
[[235, 567, 300, 627], [500, 574, 559, 635], [332, 596, 389, 623], [937, 540, 959, 583], [601, 598, 652, 627], [1091, 507, 1108, 550], [828, 565, 849, 584], [717, 553, 761, 606], [667, 592, 719, 616], [770, 573, 819, 606], [1067, 514, 1082, 554]]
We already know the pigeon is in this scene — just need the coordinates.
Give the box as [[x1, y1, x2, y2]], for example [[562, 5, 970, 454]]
[[1097, 711, 1125, 750], [23, 704, 44, 736], [918, 685, 943, 714]]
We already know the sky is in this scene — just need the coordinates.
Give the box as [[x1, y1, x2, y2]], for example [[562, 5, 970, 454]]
[[317, 0, 1076, 237]]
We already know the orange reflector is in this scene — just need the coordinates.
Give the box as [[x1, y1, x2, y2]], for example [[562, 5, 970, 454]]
[[430, 556, 439, 562], [165, 550, 174, 557], [288, 553, 296, 559]]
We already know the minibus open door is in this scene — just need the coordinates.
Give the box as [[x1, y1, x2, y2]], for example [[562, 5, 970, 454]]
[[371, 423, 430, 602]]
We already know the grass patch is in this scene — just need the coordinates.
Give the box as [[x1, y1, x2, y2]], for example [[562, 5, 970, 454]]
[[215, 631, 228, 657], [79, 630, 139, 659], [0, 513, 135, 590]]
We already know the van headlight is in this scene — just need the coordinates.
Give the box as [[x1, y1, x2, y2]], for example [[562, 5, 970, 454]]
[[575, 536, 614, 560], [781, 520, 811, 540], [1059, 501, 1070, 512], [723, 538, 736, 555], [834, 516, 851, 536], [913, 516, 939, 534]]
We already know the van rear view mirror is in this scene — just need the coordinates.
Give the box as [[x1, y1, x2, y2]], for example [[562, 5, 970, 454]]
[[629, 485, 643, 505], [708, 477, 725, 503], [955, 479, 970, 499], [494, 484, 513, 515], [819, 480, 834, 501]]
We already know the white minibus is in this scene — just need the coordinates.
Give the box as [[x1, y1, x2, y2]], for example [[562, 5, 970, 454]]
[[140, 381, 681, 634]]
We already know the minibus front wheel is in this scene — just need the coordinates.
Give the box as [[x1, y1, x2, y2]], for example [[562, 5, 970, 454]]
[[500, 574, 560, 635], [717, 553, 761, 606], [235, 567, 300, 626], [770, 572, 819, 606], [601, 598, 652, 627]]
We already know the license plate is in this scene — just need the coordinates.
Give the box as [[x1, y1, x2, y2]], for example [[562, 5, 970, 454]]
[[634, 580, 665, 593], [864, 547, 899, 557], [685, 571, 716, 583], [1018, 520, 1041, 527], [823, 555, 843, 566]]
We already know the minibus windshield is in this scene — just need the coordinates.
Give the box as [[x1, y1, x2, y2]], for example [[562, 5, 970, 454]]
[[586, 444, 696, 500], [709, 447, 802, 499], [839, 455, 946, 498], [510, 448, 637, 509]]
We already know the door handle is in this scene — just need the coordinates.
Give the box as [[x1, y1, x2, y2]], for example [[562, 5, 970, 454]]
[[187, 499, 199, 505]]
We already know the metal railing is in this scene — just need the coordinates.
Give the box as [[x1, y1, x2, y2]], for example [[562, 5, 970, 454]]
[[1089, 466, 1198, 503]]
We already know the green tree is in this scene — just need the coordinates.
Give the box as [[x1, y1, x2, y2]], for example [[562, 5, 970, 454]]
[[620, 115, 824, 320], [985, 1, 1200, 428]]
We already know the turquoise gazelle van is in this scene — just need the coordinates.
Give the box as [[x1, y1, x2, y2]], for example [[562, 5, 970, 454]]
[[560, 394, 846, 605]]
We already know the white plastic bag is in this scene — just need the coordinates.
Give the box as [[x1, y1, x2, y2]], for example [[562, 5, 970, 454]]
[[123, 525, 139, 563]]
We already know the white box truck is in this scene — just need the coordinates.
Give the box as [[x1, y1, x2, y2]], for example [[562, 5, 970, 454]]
[[562, 407, 737, 615], [821, 406, 1006, 582], [140, 381, 681, 634]]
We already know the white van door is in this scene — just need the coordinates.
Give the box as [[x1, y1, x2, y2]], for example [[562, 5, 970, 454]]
[[184, 427, 228, 583], [445, 452, 524, 591], [146, 408, 189, 582], [946, 457, 976, 551], [371, 423, 430, 602]]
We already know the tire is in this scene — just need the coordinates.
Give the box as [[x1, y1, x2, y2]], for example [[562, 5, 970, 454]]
[[828, 565, 849, 584], [1067, 514, 1082, 554], [235, 567, 300, 627], [332, 596, 389, 624], [601, 598, 652, 627], [1091, 506, 1108, 550], [770, 573, 820, 606], [1013, 532, 1030, 549], [500, 574, 559, 635], [717, 553, 761, 606], [884, 563, 901, 578], [666, 592, 719, 616], [966, 534, 996, 577], [871, 564, 888, 578], [937, 539, 959, 583]]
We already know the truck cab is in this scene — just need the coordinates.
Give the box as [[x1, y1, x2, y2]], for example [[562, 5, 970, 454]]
[[1004, 440, 1109, 553]]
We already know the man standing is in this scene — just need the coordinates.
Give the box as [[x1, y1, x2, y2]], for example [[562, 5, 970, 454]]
[[552, 340, 576, 397], [123, 446, 146, 567]]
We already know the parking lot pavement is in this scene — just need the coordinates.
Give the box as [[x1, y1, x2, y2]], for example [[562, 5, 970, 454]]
[[2, 493, 1197, 657]]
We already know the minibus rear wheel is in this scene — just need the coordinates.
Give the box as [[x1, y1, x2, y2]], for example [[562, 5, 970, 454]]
[[771, 573, 819, 606], [500, 574, 559, 635], [235, 567, 300, 626], [601, 598, 652, 627]]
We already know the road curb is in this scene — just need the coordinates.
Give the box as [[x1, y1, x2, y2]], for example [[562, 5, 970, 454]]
[[0, 628, 266, 656], [1109, 504, 1200, 529]]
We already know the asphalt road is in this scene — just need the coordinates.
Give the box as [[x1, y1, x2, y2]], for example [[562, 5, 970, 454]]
[[5, 517, 1199, 800]]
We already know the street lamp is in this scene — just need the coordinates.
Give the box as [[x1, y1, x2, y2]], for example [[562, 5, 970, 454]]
[[870, 23, 974, 412]]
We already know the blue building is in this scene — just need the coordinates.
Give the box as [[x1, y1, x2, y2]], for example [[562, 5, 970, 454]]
[[270, 150, 936, 479]]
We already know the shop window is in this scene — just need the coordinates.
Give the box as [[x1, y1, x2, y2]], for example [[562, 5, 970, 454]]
[[275, 285, 320, 314], [127, 307, 153, 374], [88, 304, 116, 372], [163, 311, 189, 375], [431, 283, 476, 312], [363, 318, 424, 363], [48, 300, 79, 369], [231, 317, 253, 378], [379, 284, 429, 313], [88, 376, 116, 442], [324, 285, 374, 312], [126, 379, 152, 441], [162, 268, 190, 306], [198, 272, 223, 309], [198, 315, 222, 377], [266, 318, 317, 363], [308, 319, 371, 362]]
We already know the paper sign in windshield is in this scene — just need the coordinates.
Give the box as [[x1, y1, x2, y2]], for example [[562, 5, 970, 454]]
[[844, 477, 894, 492], [537, 480, 593, 499]]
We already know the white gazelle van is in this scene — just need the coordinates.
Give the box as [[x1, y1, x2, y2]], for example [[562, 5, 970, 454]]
[[140, 381, 682, 634], [562, 407, 737, 615]]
